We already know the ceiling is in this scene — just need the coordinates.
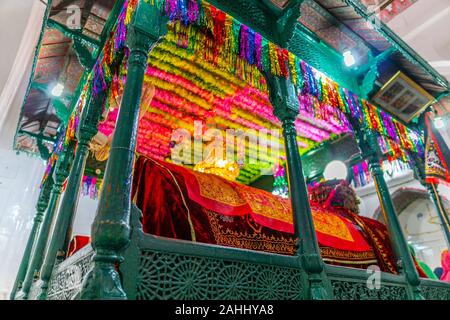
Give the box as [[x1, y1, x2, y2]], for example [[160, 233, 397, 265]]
[[15, 0, 116, 155], [93, 21, 351, 184], [298, 0, 448, 97], [14, 0, 448, 160], [385, 0, 450, 117], [50, 0, 114, 40]]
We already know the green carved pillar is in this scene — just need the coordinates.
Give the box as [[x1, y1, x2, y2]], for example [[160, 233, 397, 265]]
[[10, 176, 54, 300], [363, 130, 423, 300], [36, 91, 107, 300], [79, 1, 167, 300], [265, 74, 330, 300], [17, 144, 73, 299]]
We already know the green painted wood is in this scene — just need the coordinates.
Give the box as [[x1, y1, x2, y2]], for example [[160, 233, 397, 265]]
[[341, 0, 449, 92], [10, 176, 54, 300], [17, 131, 57, 144], [206, 0, 302, 47], [47, 18, 101, 48], [17, 143, 73, 300], [44, 224, 450, 300], [265, 73, 331, 300], [288, 25, 361, 94], [363, 130, 424, 300], [36, 119, 97, 300], [420, 279, 450, 300], [79, 1, 168, 300], [99, 0, 126, 45], [35, 0, 127, 298], [121, 205, 145, 300]]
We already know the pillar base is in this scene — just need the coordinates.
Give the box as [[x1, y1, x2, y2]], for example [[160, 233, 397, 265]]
[[79, 261, 127, 300], [408, 285, 425, 300], [14, 290, 26, 301], [34, 279, 49, 300], [308, 272, 332, 300]]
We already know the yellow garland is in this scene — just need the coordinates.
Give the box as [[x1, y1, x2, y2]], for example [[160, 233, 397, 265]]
[[149, 50, 238, 98], [153, 40, 245, 93], [146, 75, 214, 110], [268, 42, 281, 76], [288, 52, 297, 87]]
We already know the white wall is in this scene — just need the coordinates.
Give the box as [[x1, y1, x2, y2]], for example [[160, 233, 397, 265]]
[[388, 0, 450, 142], [357, 170, 450, 219], [357, 170, 450, 272], [388, 0, 450, 81], [398, 199, 447, 270], [63, 190, 98, 237], [0, 0, 46, 300], [0, 0, 100, 299], [0, 0, 36, 94]]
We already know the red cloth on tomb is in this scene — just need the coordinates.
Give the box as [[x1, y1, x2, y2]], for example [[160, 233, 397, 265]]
[[67, 235, 90, 257], [131, 156, 399, 272]]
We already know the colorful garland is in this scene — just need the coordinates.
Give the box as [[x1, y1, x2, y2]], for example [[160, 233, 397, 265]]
[[81, 176, 103, 200], [134, 0, 423, 158], [351, 159, 412, 188], [64, 0, 130, 148], [40, 128, 66, 187], [44, 0, 426, 190], [272, 160, 289, 199]]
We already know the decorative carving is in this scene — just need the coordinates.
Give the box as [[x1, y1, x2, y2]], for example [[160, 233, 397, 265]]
[[80, 3, 169, 299], [43, 246, 450, 300], [274, 1, 303, 46], [420, 282, 450, 300], [265, 74, 299, 122], [265, 71, 328, 299], [208, 0, 274, 43], [137, 251, 304, 300], [47, 249, 94, 300], [331, 280, 408, 300]]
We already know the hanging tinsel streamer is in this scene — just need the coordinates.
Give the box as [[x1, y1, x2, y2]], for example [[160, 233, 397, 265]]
[[97, 0, 426, 167]]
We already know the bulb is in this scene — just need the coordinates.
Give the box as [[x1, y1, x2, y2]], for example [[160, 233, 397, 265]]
[[324, 160, 348, 181], [216, 159, 227, 168], [51, 83, 64, 97], [434, 117, 445, 129], [343, 50, 356, 67]]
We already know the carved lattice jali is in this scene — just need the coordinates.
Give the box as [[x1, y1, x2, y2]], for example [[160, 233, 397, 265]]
[[42, 244, 450, 300], [331, 280, 408, 300], [136, 250, 304, 300], [420, 282, 450, 301], [47, 247, 94, 300]]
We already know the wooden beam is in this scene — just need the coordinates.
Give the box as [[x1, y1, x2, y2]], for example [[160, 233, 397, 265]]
[[47, 18, 100, 47]]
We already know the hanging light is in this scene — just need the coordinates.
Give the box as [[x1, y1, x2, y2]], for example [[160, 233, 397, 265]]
[[323, 160, 348, 181], [433, 117, 446, 129], [51, 83, 65, 97], [343, 50, 356, 67]]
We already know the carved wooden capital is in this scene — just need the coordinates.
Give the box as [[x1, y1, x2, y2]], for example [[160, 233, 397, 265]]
[[264, 73, 300, 123], [127, 0, 169, 49]]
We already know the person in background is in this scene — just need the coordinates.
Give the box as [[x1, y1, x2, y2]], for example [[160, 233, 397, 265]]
[[434, 267, 443, 279]]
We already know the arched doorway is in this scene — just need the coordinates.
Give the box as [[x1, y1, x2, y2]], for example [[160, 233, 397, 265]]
[[374, 188, 449, 271]]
